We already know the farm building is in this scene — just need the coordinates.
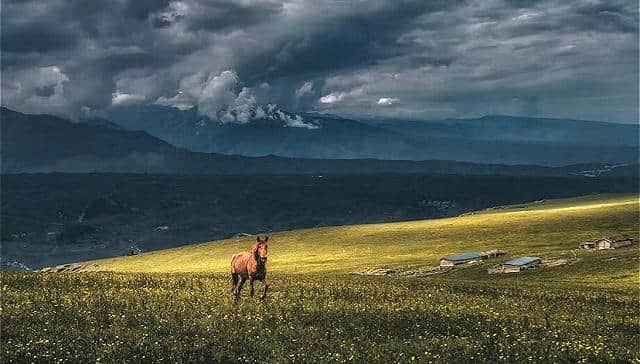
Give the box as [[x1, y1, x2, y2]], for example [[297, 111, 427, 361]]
[[440, 252, 483, 267], [579, 241, 596, 250], [580, 236, 633, 250], [594, 236, 633, 250], [481, 250, 507, 259], [501, 256, 542, 273]]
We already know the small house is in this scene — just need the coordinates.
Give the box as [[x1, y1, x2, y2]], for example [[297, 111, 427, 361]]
[[579, 242, 595, 250], [501, 256, 541, 273], [595, 236, 633, 250], [481, 250, 507, 259], [440, 252, 483, 267]]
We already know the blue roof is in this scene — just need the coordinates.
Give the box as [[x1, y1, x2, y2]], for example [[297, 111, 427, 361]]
[[443, 252, 482, 261], [504, 256, 541, 266]]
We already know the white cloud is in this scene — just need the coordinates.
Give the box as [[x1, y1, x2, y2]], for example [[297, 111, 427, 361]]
[[377, 97, 399, 106], [318, 85, 366, 106], [295, 81, 314, 99], [112, 90, 146, 106], [198, 70, 243, 118], [511, 12, 542, 23], [319, 92, 346, 104], [154, 70, 247, 118], [155, 69, 318, 128], [276, 109, 319, 129], [155, 92, 194, 110]]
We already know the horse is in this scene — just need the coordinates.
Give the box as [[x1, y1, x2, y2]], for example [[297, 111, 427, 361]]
[[230, 236, 269, 300]]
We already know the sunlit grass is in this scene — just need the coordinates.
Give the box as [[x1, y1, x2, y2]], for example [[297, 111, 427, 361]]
[[86, 194, 639, 286]]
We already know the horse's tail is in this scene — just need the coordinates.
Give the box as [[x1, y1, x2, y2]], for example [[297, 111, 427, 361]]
[[230, 254, 238, 274]]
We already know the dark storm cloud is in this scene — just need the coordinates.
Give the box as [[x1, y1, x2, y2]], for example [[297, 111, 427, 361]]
[[123, 0, 174, 20], [33, 84, 56, 97], [33, 84, 56, 98], [166, 1, 283, 31], [1, 0, 637, 122], [240, 0, 455, 80], [0, 21, 79, 53], [573, 2, 638, 33]]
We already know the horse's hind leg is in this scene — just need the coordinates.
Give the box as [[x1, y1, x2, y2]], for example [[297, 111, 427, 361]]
[[231, 273, 239, 295]]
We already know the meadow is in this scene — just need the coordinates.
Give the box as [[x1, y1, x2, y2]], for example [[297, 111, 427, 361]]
[[2, 194, 639, 363], [86, 194, 639, 284]]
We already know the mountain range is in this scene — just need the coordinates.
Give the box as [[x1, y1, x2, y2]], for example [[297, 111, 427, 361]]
[[1, 107, 638, 176], [103, 105, 639, 166]]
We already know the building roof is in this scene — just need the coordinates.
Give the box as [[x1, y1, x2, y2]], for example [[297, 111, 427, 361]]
[[442, 252, 482, 261], [504, 256, 541, 266]]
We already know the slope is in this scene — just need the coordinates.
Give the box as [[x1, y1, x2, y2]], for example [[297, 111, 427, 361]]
[[86, 194, 639, 285]]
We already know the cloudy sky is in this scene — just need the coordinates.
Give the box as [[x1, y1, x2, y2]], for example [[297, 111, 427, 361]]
[[2, 0, 638, 123]]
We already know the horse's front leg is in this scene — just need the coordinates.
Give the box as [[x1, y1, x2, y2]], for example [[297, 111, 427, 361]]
[[260, 279, 269, 301], [235, 277, 246, 300], [249, 276, 255, 297]]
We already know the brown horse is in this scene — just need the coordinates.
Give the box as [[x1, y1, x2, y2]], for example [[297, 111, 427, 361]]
[[230, 236, 269, 300]]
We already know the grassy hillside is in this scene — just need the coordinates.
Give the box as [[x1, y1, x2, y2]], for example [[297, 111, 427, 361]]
[[87, 194, 639, 284], [3, 194, 639, 363]]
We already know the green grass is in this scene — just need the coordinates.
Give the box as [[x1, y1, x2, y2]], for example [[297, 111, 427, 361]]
[[86, 194, 639, 285], [2, 273, 638, 363], [2, 194, 639, 363]]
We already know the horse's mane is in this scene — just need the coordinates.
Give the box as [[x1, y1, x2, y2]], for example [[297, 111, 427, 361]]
[[251, 243, 260, 262]]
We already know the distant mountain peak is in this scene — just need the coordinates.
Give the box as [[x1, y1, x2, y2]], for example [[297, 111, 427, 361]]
[[216, 105, 320, 130]]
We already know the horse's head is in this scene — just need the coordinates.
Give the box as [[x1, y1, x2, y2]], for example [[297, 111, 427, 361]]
[[254, 236, 269, 263]]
